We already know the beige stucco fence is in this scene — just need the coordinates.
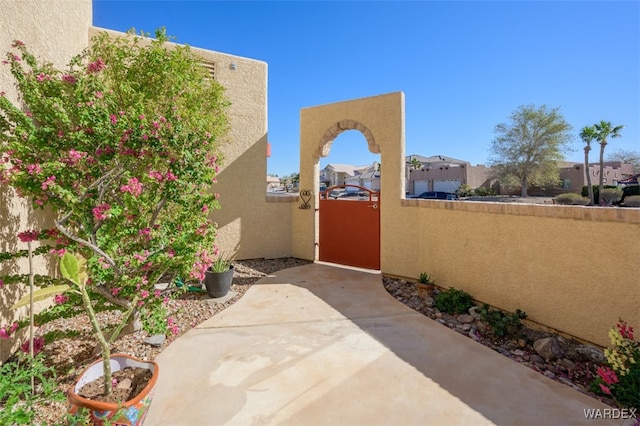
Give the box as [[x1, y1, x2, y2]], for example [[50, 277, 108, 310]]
[[296, 92, 639, 348]]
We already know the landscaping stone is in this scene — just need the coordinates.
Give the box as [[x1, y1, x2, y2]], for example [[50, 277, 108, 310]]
[[423, 296, 435, 308], [576, 344, 605, 363], [544, 370, 556, 379], [533, 337, 564, 361], [561, 358, 576, 371], [517, 339, 527, 348], [143, 334, 166, 347], [457, 314, 475, 324], [530, 354, 545, 364], [468, 306, 482, 320]]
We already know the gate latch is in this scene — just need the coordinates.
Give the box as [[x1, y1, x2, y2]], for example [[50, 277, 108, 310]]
[[368, 204, 378, 209]]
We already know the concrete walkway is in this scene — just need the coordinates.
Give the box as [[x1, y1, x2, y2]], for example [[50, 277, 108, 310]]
[[145, 263, 624, 426]]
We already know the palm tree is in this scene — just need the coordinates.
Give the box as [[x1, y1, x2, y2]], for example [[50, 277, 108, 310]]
[[579, 126, 597, 205], [594, 121, 624, 198]]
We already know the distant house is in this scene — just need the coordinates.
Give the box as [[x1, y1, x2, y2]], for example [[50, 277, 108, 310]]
[[344, 162, 381, 191], [320, 164, 363, 187], [405, 154, 493, 195], [267, 175, 281, 191], [558, 161, 635, 194]]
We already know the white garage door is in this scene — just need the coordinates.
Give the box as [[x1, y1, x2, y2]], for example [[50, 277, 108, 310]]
[[413, 180, 429, 195], [434, 180, 461, 192]]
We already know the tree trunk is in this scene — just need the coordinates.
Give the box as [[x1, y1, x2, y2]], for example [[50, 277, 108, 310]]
[[598, 141, 606, 198], [521, 175, 528, 197], [584, 146, 594, 205]]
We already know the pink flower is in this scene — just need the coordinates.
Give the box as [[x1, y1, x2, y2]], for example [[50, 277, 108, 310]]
[[12, 40, 25, 47], [86, 57, 105, 73], [120, 177, 142, 196], [597, 366, 619, 386], [110, 114, 117, 125], [94, 91, 103, 99], [599, 384, 611, 395], [140, 290, 149, 299], [111, 287, 121, 296], [54, 294, 68, 304], [148, 171, 163, 182], [92, 203, 111, 221], [167, 248, 175, 258], [154, 289, 162, 298], [201, 205, 209, 213], [616, 321, 634, 340], [165, 171, 177, 181], [41, 175, 56, 190], [49, 248, 66, 257], [26, 164, 41, 175], [62, 74, 76, 84], [36, 73, 50, 82], [20, 337, 44, 355], [0, 279, 4, 288], [17, 230, 39, 242], [0, 322, 19, 339]]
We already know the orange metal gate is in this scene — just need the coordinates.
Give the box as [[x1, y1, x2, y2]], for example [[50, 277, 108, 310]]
[[319, 185, 380, 270]]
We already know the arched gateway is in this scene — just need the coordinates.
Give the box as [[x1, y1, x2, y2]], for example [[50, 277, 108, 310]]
[[293, 92, 405, 270]]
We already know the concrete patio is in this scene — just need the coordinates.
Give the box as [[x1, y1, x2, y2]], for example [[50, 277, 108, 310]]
[[145, 263, 625, 425]]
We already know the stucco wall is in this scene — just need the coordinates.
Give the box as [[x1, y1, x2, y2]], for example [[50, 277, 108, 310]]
[[297, 92, 638, 347], [295, 92, 405, 261], [387, 200, 639, 347], [0, 0, 93, 363]]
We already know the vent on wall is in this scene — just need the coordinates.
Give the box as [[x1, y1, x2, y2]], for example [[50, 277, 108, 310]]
[[200, 61, 216, 80]]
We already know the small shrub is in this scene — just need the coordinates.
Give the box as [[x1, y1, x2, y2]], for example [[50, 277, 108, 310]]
[[473, 186, 496, 196], [582, 185, 618, 204], [456, 184, 473, 197], [554, 193, 590, 205], [478, 304, 527, 337], [434, 287, 473, 315], [622, 195, 640, 207], [418, 272, 434, 285], [599, 187, 622, 205], [0, 353, 64, 425]]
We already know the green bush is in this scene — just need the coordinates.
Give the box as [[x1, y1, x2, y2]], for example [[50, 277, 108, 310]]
[[622, 195, 640, 207], [456, 184, 473, 197], [581, 185, 618, 204], [434, 287, 473, 315], [478, 304, 527, 337], [599, 187, 623, 205], [418, 272, 434, 285], [473, 186, 497, 196], [554, 193, 590, 205]]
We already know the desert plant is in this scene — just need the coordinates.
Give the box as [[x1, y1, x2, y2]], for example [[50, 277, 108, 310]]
[[418, 272, 434, 285], [473, 186, 497, 196], [554, 193, 590, 205], [0, 28, 229, 397], [621, 195, 640, 207], [581, 185, 618, 205], [456, 184, 473, 197], [591, 320, 639, 411], [209, 253, 234, 273], [599, 187, 623, 206], [478, 304, 527, 337], [434, 287, 473, 315]]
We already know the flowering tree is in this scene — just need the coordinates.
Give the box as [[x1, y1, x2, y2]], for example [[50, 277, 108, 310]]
[[0, 28, 229, 396]]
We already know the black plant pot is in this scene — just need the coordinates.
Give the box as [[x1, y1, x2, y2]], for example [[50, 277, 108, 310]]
[[204, 265, 234, 298]]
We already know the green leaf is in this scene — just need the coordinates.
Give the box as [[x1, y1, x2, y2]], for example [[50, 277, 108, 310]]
[[60, 252, 79, 284], [11, 284, 71, 309]]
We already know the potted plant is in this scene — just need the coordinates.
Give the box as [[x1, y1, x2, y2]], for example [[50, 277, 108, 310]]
[[204, 254, 234, 298], [415, 272, 435, 299], [0, 28, 230, 423]]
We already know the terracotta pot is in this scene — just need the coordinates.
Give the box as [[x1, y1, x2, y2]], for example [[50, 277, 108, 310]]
[[204, 265, 234, 298], [68, 354, 159, 425]]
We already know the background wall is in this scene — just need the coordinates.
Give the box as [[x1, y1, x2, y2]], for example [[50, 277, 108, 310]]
[[385, 200, 640, 347], [0, 0, 93, 363]]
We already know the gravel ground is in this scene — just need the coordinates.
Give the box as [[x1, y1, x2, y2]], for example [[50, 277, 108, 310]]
[[18, 259, 614, 423]]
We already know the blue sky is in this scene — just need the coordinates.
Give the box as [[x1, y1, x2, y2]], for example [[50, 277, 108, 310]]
[[93, 1, 639, 177]]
